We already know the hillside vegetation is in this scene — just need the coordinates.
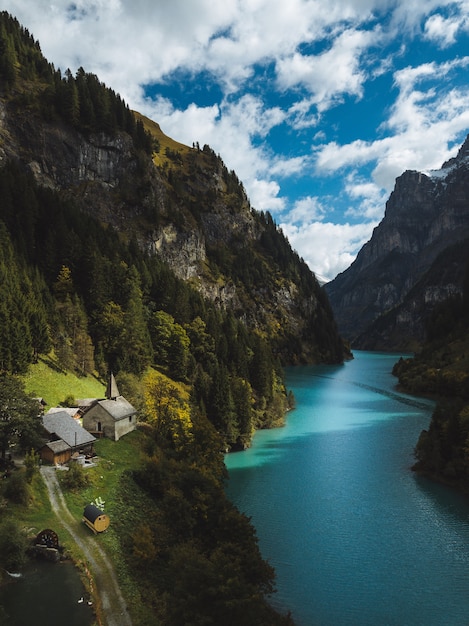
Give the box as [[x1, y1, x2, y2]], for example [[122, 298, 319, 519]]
[[393, 259, 469, 491], [0, 11, 346, 624]]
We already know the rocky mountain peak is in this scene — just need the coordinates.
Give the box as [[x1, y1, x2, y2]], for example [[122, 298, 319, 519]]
[[326, 134, 469, 349]]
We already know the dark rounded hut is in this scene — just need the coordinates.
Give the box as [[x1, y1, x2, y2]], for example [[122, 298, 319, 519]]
[[82, 504, 110, 533]]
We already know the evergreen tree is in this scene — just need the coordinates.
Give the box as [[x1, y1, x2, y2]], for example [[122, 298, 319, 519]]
[[0, 374, 42, 462]]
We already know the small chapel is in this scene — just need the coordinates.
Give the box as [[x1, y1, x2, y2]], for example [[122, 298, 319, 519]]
[[82, 373, 137, 441]]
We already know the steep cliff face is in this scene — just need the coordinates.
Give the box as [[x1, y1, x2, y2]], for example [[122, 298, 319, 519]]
[[326, 135, 469, 349], [0, 81, 344, 363]]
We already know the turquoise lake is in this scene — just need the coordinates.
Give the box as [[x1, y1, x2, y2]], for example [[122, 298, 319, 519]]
[[225, 351, 469, 626]]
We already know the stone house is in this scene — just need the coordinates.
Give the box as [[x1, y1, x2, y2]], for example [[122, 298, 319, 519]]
[[82, 373, 137, 441]]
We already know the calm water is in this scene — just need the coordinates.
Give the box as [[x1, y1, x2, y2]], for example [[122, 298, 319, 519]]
[[225, 351, 469, 626], [0, 560, 94, 625]]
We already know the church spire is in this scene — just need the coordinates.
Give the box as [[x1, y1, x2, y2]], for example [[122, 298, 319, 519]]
[[106, 372, 119, 400]]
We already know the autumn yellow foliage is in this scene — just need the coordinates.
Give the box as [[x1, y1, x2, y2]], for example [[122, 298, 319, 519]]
[[142, 370, 193, 446]]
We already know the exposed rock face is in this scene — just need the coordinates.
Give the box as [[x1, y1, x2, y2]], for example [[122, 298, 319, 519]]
[[326, 135, 469, 349], [0, 94, 344, 363]]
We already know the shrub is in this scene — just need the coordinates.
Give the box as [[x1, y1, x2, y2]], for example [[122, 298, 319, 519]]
[[60, 462, 90, 491]]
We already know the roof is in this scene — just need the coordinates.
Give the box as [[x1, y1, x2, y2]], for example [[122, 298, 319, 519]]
[[42, 411, 96, 448], [77, 398, 99, 409], [42, 440, 71, 454], [83, 503, 106, 523], [47, 407, 80, 417], [97, 397, 136, 421]]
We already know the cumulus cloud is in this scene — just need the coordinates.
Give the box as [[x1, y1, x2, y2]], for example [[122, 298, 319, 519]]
[[276, 27, 380, 111], [281, 221, 376, 282], [289, 196, 327, 223], [315, 56, 469, 194], [424, 13, 462, 46], [2, 0, 469, 280]]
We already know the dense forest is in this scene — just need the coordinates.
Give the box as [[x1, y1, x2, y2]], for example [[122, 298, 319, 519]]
[[0, 10, 313, 449], [0, 11, 348, 623], [393, 249, 469, 491]]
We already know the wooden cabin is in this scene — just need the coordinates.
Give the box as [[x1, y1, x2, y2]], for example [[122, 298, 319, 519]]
[[40, 440, 72, 465], [82, 504, 110, 534]]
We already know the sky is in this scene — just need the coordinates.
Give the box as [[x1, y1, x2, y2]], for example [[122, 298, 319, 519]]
[[2, 1, 469, 282]]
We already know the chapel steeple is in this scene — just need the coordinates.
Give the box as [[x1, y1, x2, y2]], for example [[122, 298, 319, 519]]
[[106, 372, 120, 400]]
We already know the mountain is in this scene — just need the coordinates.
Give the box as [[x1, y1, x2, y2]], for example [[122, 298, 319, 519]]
[[326, 135, 469, 350], [0, 12, 345, 367], [0, 11, 348, 451], [392, 258, 469, 492]]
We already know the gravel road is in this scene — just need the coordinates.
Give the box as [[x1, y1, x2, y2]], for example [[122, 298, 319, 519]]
[[40, 466, 132, 626]]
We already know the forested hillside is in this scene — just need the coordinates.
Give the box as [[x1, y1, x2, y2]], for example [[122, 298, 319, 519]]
[[393, 257, 469, 491], [0, 12, 345, 623], [0, 11, 346, 450]]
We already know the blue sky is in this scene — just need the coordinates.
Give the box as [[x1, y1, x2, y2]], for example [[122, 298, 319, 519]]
[[3, 1, 469, 281]]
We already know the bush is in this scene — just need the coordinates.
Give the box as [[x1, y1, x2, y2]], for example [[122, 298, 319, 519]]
[[60, 462, 90, 491], [23, 449, 40, 483], [0, 518, 29, 570], [3, 470, 30, 505]]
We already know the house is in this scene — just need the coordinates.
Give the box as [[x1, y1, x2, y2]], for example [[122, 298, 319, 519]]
[[41, 440, 71, 465], [82, 373, 137, 441], [40, 411, 96, 464]]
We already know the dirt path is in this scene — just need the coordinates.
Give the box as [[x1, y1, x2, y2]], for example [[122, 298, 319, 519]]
[[40, 466, 132, 626]]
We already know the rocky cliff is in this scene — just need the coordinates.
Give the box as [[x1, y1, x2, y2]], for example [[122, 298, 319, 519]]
[[0, 45, 345, 364], [326, 135, 469, 350]]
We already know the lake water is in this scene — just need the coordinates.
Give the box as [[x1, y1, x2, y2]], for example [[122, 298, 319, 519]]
[[225, 351, 469, 626], [0, 560, 94, 625]]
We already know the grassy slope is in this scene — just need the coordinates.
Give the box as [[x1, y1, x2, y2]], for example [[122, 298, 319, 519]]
[[23, 358, 106, 408], [134, 111, 191, 167]]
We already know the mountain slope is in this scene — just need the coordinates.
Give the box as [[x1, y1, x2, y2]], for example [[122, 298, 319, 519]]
[[0, 11, 345, 365], [326, 135, 469, 349]]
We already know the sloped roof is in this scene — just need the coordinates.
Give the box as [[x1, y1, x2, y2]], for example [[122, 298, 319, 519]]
[[42, 440, 71, 454], [83, 503, 107, 523], [77, 398, 99, 410], [43, 411, 96, 448], [47, 407, 80, 417], [97, 397, 136, 421]]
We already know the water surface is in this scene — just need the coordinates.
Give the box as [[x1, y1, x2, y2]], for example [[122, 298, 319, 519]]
[[0, 560, 93, 625], [226, 351, 469, 625]]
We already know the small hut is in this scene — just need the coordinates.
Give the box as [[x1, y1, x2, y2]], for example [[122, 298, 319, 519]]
[[82, 504, 110, 534]]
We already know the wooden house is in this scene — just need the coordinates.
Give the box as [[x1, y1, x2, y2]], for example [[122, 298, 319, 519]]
[[82, 504, 110, 533], [82, 373, 137, 441], [41, 439, 72, 465], [40, 411, 96, 464]]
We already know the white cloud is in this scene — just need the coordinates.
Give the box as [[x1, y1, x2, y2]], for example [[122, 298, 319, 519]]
[[276, 27, 379, 112], [289, 196, 327, 223], [270, 156, 309, 177], [424, 13, 462, 46], [281, 221, 375, 282], [344, 175, 388, 221], [315, 57, 469, 192]]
